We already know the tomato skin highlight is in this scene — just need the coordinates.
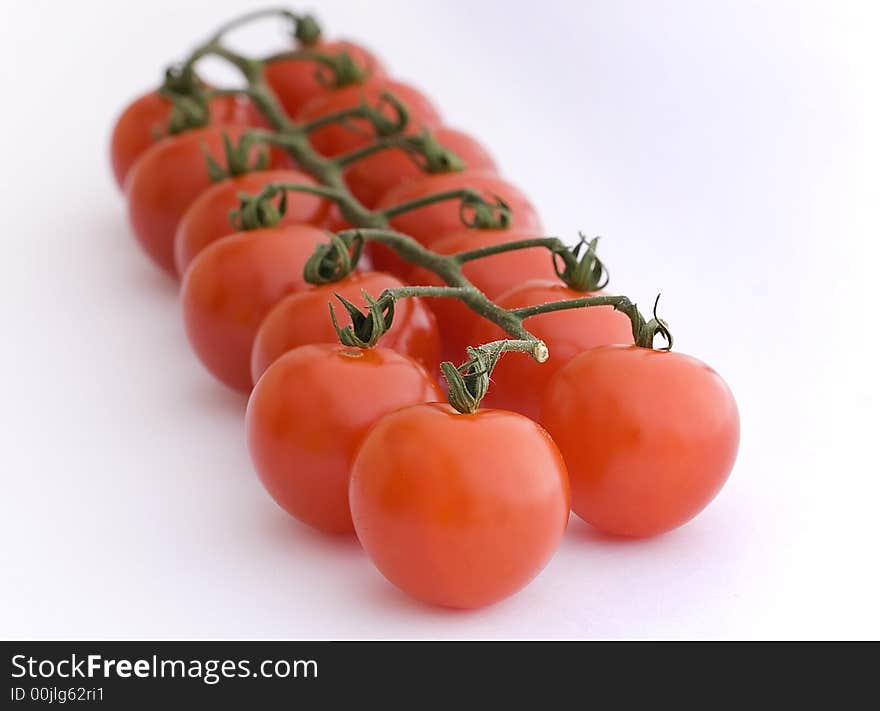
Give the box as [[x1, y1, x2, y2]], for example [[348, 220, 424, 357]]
[[173, 169, 330, 277], [110, 89, 260, 190], [406, 230, 561, 362], [251, 271, 441, 384], [264, 39, 385, 118], [247, 344, 442, 534], [541, 345, 740, 537], [181, 224, 329, 393], [371, 171, 542, 277], [125, 124, 261, 276], [346, 127, 497, 209], [350, 403, 570, 608], [469, 281, 635, 420], [295, 78, 441, 158]]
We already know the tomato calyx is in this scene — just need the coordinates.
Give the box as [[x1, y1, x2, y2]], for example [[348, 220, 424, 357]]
[[157, 66, 213, 136], [291, 14, 322, 45], [441, 347, 495, 414], [406, 131, 466, 174], [329, 290, 395, 348], [203, 132, 269, 182], [460, 193, 512, 230], [303, 232, 364, 284], [553, 235, 609, 292], [633, 294, 674, 350]]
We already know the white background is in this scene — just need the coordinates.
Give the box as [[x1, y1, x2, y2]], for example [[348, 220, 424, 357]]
[[1, 0, 878, 640]]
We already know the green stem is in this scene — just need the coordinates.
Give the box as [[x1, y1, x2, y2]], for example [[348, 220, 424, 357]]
[[207, 7, 300, 44], [380, 188, 484, 218], [454, 236, 566, 263]]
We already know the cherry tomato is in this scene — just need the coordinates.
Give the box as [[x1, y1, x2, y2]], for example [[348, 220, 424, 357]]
[[346, 127, 497, 208], [350, 403, 570, 608], [174, 169, 331, 277], [126, 124, 266, 275], [181, 224, 328, 393], [251, 271, 441, 383], [247, 344, 442, 533], [406, 230, 561, 362], [371, 171, 542, 277], [470, 281, 634, 420], [110, 89, 260, 189], [541, 345, 739, 537], [295, 78, 441, 157], [265, 39, 385, 118]]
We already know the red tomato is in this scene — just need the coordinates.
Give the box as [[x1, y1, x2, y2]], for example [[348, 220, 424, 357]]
[[251, 271, 441, 383], [110, 89, 260, 189], [371, 171, 542, 277], [295, 78, 441, 157], [350, 403, 570, 608], [247, 344, 442, 533], [173, 169, 331, 277], [346, 127, 497, 208], [541, 346, 739, 537], [469, 281, 634, 419], [126, 124, 266, 275], [406, 230, 561, 362], [181, 224, 328, 393], [265, 39, 385, 118]]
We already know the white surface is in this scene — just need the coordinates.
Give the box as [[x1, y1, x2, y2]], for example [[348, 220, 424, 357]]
[[1, 0, 879, 640]]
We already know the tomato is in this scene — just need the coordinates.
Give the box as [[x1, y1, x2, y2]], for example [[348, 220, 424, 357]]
[[110, 88, 260, 189], [247, 344, 442, 533], [406, 230, 561, 362], [346, 127, 497, 208], [295, 78, 441, 157], [469, 280, 634, 419], [541, 345, 739, 537], [181, 224, 328, 393], [349, 403, 570, 608], [371, 171, 542, 277], [251, 271, 441, 383], [125, 124, 265, 275], [265, 39, 385, 118], [174, 169, 331, 277]]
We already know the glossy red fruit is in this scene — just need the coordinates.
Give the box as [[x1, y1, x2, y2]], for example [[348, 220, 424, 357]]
[[174, 169, 331, 277], [541, 346, 740, 537], [470, 281, 634, 420], [406, 229, 561, 362], [251, 271, 441, 383], [296, 78, 441, 157], [247, 344, 442, 533], [371, 171, 542, 277], [110, 89, 260, 189], [350, 403, 570, 608], [181, 224, 328, 393], [265, 39, 385, 118], [346, 127, 497, 208], [125, 124, 265, 275]]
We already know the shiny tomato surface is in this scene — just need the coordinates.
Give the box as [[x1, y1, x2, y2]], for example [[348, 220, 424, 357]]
[[126, 124, 263, 275], [350, 403, 570, 608], [247, 344, 442, 533], [541, 346, 740, 537], [181, 224, 328, 392]]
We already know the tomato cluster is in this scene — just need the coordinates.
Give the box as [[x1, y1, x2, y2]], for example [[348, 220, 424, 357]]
[[110, 11, 739, 610]]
